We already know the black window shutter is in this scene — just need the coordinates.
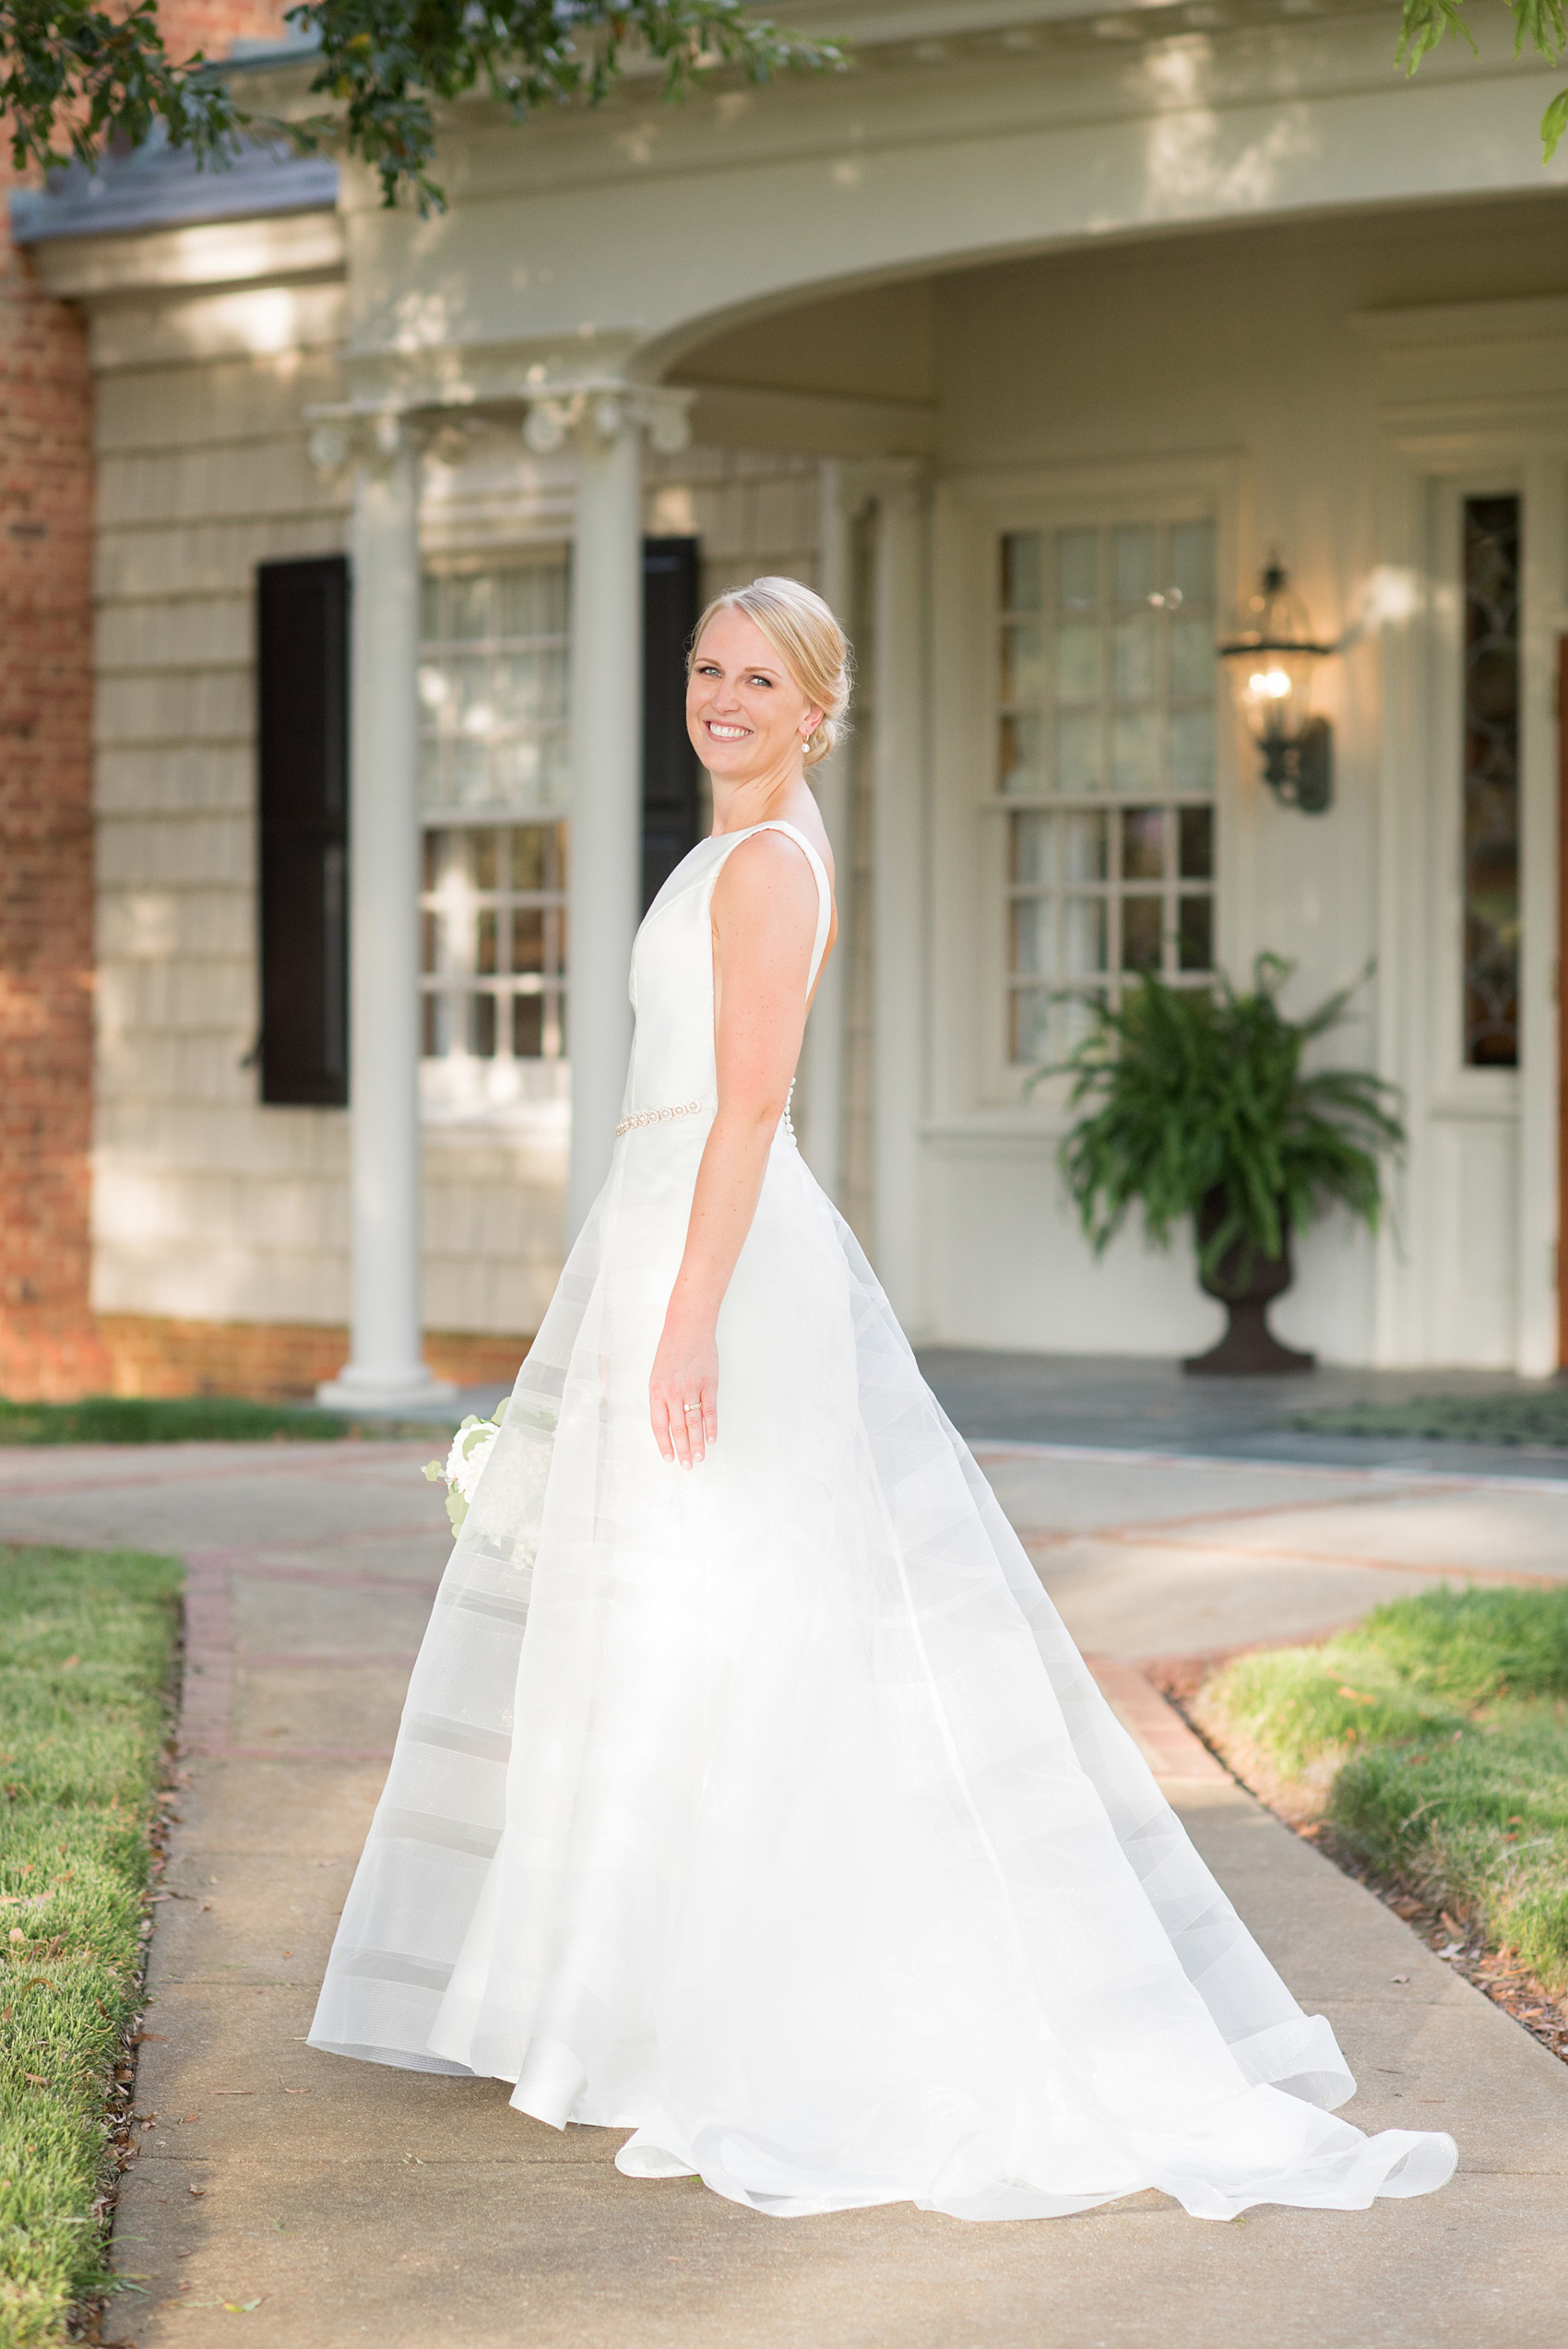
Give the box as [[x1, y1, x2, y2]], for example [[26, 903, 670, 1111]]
[[642, 536, 703, 910], [255, 556, 350, 1107]]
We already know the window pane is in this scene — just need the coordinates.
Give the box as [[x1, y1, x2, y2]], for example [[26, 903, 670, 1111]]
[[451, 740, 489, 808], [495, 650, 564, 728], [421, 994, 440, 1057], [513, 906, 545, 973], [513, 991, 544, 1059], [1056, 623, 1101, 703], [1170, 608, 1214, 698], [445, 575, 491, 642], [1001, 532, 1042, 612], [475, 907, 498, 976], [1012, 812, 1111, 895], [1179, 805, 1214, 880], [1170, 706, 1215, 792], [539, 730, 573, 811], [1113, 526, 1158, 608], [1061, 812, 1108, 884], [1000, 712, 1044, 795], [472, 992, 497, 1057], [1011, 986, 1054, 1066], [1170, 520, 1215, 606], [498, 564, 568, 638], [1122, 896, 1162, 972], [1001, 623, 1044, 704], [493, 739, 544, 803], [1055, 711, 1101, 793], [1111, 711, 1158, 793], [510, 825, 543, 895], [1011, 896, 1052, 976], [1061, 896, 1107, 975], [1178, 895, 1214, 972], [447, 655, 489, 739], [1112, 611, 1156, 702], [1011, 812, 1052, 885], [1057, 528, 1099, 611], [472, 831, 498, 891], [1121, 807, 1166, 881]]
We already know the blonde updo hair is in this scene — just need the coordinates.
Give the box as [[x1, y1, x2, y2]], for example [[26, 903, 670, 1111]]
[[688, 575, 851, 768]]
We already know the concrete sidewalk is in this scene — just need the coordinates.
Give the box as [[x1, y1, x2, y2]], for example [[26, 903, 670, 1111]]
[[2, 1436, 1565, 2348]]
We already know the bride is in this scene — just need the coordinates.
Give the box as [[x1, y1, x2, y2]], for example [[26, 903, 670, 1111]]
[[310, 576, 1455, 2224]]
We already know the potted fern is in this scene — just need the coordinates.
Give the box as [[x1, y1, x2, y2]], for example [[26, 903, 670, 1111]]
[[1047, 955, 1405, 1374]]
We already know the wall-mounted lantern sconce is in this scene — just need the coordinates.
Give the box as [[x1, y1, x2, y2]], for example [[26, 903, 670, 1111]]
[[1218, 561, 1337, 814]]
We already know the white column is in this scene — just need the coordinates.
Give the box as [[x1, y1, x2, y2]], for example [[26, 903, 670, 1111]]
[[795, 458, 856, 1202], [319, 417, 456, 1414], [871, 468, 929, 1325], [564, 399, 646, 1240]]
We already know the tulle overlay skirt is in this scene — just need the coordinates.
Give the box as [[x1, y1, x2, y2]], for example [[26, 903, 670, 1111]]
[[309, 1123, 1456, 2222]]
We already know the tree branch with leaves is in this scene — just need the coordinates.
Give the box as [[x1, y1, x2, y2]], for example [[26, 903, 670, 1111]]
[[2, 0, 844, 211], [1399, 0, 1568, 157]]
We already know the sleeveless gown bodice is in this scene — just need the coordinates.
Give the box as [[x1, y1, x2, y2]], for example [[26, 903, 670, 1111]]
[[311, 822, 1455, 2224]]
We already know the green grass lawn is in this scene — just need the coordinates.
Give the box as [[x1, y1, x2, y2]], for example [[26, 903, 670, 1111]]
[[0, 1395, 455, 1446], [0, 1544, 183, 2348], [1194, 1585, 1568, 1989], [1287, 1390, 1568, 1448]]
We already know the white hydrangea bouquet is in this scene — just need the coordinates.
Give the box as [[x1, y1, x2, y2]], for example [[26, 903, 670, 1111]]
[[423, 1398, 507, 1534]]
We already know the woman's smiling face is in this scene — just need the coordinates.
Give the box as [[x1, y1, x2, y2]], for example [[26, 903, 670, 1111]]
[[685, 607, 822, 786]]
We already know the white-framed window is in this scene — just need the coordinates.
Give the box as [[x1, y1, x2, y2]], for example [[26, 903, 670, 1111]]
[[419, 558, 570, 819], [994, 516, 1218, 1066], [417, 554, 571, 1100], [420, 822, 569, 1063]]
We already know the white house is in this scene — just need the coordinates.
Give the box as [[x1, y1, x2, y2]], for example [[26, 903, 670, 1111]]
[[14, 3, 1568, 1404]]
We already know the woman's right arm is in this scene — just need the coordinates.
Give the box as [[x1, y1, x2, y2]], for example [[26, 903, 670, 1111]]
[[647, 833, 823, 1468]]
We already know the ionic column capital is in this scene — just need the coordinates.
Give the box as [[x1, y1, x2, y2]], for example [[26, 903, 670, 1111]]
[[304, 405, 428, 478], [521, 384, 693, 457]]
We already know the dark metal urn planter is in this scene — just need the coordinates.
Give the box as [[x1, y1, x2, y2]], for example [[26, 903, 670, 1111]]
[[1182, 1190, 1316, 1377], [1050, 959, 1405, 1384]]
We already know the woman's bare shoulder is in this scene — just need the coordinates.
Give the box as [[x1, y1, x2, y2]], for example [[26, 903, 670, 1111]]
[[713, 825, 827, 908]]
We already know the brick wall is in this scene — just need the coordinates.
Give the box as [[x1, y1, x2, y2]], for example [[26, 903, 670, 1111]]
[[0, 208, 105, 1399], [0, 1, 290, 1400], [100, 1315, 529, 1403], [161, 1, 293, 55]]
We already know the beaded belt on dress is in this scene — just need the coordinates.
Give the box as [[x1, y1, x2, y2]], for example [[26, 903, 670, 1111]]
[[614, 1083, 797, 1144], [615, 1098, 705, 1138]]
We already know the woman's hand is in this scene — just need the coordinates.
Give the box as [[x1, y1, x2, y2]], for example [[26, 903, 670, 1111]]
[[649, 1311, 719, 1467]]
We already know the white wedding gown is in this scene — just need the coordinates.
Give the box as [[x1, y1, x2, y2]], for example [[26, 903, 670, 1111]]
[[310, 819, 1456, 2223]]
